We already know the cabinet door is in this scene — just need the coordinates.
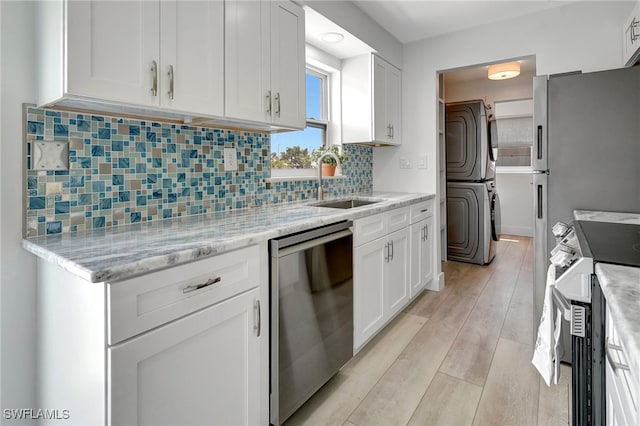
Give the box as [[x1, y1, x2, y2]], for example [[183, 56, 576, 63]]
[[109, 289, 261, 426], [386, 228, 409, 319], [410, 221, 425, 298], [270, 1, 306, 129], [160, 0, 223, 116], [66, 1, 159, 106], [373, 56, 389, 143], [386, 63, 402, 145], [354, 239, 386, 351], [225, 0, 271, 124]]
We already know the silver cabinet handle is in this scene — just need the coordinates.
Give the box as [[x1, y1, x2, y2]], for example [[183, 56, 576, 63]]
[[254, 299, 261, 337], [384, 242, 389, 263], [390, 239, 394, 261], [386, 125, 391, 138], [167, 64, 174, 100], [425, 224, 429, 241], [630, 17, 640, 43], [421, 226, 425, 241], [421, 225, 426, 241], [275, 92, 281, 117], [266, 91, 272, 114], [182, 276, 221, 294], [606, 340, 631, 372], [150, 60, 158, 96], [391, 125, 394, 139]]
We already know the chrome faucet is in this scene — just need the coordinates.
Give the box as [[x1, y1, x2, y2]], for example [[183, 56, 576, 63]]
[[317, 152, 341, 201]]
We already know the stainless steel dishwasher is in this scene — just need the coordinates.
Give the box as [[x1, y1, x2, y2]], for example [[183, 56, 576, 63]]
[[269, 221, 353, 426]]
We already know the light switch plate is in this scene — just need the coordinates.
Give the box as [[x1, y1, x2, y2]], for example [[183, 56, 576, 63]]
[[399, 158, 412, 169], [223, 147, 238, 171], [417, 156, 428, 169], [33, 141, 69, 171]]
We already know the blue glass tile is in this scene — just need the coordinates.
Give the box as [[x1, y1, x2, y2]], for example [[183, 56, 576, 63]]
[[194, 136, 201, 145], [91, 115, 104, 121], [98, 128, 111, 139], [214, 177, 222, 185], [147, 174, 157, 184], [214, 151, 221, 159], [92, 181, 105, 192], [27, 176, 37, 190], [77, 120, 91, 131], [29, 196, 46, 209], [162, 128, 171, 138], [135, 142, 146, 153], [195, 191, 202, 200], [55, 170, 69, 176], [131, 212, 141, 223], [152, 158, 162, 168], [207, 187, 215, 195], [112, 140, 124, 151], [53, 124, 69, 137], [129, 125, 140, 136], [78, 194, 92, 205], [163, 209, 172, 219], [182, 188, 191, 197], [136, 163, 146, 173], [27, 121, 44, 134], [46, 221, 62, 235], [91, 146, 104, 157], [54, 201, 69, 214], [93, 217, 105, 228], [190, 178, 198, 187], [177, 173, 185, 183], [45, 110, 61, 117], [167, 144, 176, 153], [136, 196, 147, 206], [100, 198, 112, 209], [146, 131, 156, 142], [118, 158, 130, 168], [112, 175, 124, 185], [119, 191, 130, 202], [162, 178, 172, 189], [152, 190, 162, 199]]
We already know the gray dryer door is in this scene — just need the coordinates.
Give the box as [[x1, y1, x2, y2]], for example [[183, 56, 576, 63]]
[[447, 183, 481, 263], [446, 101, 483, 181]]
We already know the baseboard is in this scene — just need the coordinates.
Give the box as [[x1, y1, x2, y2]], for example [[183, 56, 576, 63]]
[[425, 271, 445, 291], [499, 225, 532, 237]]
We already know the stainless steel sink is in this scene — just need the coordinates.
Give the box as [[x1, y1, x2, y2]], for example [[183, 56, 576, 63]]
[[310, 198, 381, 209]]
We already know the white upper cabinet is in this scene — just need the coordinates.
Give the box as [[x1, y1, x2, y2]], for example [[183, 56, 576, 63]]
[[225, 0, 305, 130], [623, 1, 640, 66], [39, 0, 224, 118], [343, 54, 402, 145], [160, 1, 224, 116]]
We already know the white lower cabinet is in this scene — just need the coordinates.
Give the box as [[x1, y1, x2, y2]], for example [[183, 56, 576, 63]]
[[605, 302, 639, 426], [353, 208, 410, 352], [36, 244, 267, 426], [110, 288, 261, 425]]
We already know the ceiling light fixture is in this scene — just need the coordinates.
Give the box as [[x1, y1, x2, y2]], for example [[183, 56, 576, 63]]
[[320, 32, 344, 43], [488, 62, 521, 80]]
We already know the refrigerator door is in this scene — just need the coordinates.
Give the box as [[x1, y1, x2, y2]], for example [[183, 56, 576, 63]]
[[532, 171, 548, 326], [532, 76, 548, 173]]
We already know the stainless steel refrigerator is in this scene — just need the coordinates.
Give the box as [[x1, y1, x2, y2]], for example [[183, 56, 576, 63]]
[[533, 67, 640, 357]]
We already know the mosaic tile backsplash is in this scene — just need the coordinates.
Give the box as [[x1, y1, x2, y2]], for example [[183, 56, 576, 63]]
[[25, 107, 373, 237]]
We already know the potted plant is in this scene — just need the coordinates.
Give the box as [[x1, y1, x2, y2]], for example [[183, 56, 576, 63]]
[[311, 145, 349, 177]]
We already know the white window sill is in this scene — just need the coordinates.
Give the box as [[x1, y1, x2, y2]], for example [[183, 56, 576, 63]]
[[496, 166, 533, 174], [267, 174, 347, 183]]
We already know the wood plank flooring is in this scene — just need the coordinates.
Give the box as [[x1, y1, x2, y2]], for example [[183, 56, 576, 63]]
[[284, 236, 570, 426]]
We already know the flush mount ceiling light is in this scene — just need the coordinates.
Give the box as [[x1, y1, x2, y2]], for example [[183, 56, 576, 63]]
[[319, 32, 344, 43], [488, 62, 521, 80]]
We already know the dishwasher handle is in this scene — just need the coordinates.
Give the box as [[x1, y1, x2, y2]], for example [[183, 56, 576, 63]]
[[275, 229, 352, 258]]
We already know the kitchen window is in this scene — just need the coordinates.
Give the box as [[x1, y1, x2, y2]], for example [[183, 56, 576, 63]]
[[493, 99, 534, 170], [270, 67, 331, 178]]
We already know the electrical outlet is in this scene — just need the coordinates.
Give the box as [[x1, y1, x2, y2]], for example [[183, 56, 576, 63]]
[[399, 158, 412, 169], [223, 148, 238, 171], [33, 141, 69, 171], [417, 156, 428, 169]]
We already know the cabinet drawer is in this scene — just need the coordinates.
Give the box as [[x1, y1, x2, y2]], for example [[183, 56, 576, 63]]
[[354, 212, 387, 247], [410, 199, 434, 223], [107, 245, 260, 344], [387, 206, 410, 234]]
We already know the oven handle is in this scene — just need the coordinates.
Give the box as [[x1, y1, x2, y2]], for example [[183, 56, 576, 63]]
[[551, 286, 572, 321], [276, 229, 352, 257]]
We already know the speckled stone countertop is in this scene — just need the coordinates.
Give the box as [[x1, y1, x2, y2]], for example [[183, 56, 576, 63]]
[[574, 210, 640, 368], [23, 192, 434, 283]]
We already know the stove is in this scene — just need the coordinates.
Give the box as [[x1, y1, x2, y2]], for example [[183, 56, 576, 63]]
[[574, 221, 640, 268]]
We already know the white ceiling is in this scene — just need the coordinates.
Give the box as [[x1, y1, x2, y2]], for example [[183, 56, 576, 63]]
[[351, 1, 574, 44], [305, 6, 375, 59], [444, 56, 536, 84]]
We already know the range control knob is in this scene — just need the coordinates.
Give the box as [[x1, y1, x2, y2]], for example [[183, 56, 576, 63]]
[[552, 222, 572, 239]]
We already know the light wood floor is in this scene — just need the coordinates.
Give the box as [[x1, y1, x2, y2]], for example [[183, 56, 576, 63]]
[[285, 235, 571, 426]]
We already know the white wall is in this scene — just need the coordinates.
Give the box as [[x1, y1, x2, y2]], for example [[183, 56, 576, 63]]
[[1, 1, 37, 420], [444, 70, 535, 109]]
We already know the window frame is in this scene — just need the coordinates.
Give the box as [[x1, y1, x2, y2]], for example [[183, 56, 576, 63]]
[[270, 66, 332, 178]]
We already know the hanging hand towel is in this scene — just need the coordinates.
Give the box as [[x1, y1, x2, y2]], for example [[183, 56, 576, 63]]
[[532, 265, 562, 386]]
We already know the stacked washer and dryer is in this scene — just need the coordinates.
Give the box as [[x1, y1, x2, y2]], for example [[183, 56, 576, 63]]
[[446, 100, 501, 265]]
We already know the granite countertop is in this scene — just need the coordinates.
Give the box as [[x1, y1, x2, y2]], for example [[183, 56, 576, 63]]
[[574, 210, 640, 368], [23, 192, 434, 283]]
